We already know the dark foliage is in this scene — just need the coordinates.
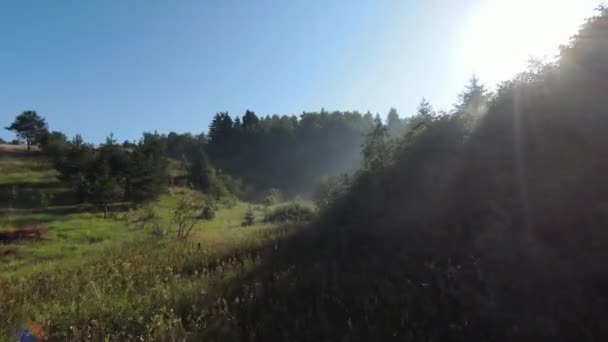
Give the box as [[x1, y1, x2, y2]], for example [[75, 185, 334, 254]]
[[52, 132, 170, 208], [192, 9, 608, 341], [5, 111, 48, 151], [206, 110, 373, 196], [242, 206, 255, 226], [263, 203, 315, 223]]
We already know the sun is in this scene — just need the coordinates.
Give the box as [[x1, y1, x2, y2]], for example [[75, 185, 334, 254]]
[[461, 0, 595, 85]]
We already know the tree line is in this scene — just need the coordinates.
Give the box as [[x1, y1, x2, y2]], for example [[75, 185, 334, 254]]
[[5, 98, 443, 206]]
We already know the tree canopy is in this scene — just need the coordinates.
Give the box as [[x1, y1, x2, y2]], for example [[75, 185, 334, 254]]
[[5, 111, 48, 151]]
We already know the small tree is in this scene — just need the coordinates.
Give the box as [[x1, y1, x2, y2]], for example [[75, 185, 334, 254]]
[[362, 116, 392, 171], [386, 108, 402, 136], [90, 161, 124, 219], [173, 198, 198, 239], [242, 206, 255, 227], [40, 131, 68, 160], [5, 111, 48, 151], [125, 133, 169, 203]]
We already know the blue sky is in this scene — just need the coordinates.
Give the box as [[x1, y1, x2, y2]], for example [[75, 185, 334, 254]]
[[0, 0, 598, 142]]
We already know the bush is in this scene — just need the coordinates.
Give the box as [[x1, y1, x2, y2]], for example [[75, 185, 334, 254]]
[[264, 203, 315, 223], [198, 204, 215, 220], [313, 174, 351, 211], [173, 198, 198, 239], [131, 203, 165, 238], [263, 188, 282, 206]]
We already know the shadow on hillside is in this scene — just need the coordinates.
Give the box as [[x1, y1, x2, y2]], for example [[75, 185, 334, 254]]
[[182, 73, 608, 340]]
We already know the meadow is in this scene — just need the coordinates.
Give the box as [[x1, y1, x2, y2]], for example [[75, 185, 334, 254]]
[[0, 151, 300, 339]]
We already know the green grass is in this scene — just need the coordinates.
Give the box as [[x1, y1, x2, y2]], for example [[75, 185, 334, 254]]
[[0, 182, 296, 338], [0, 154, 59, 185], [0, 189, 272, 276], [0, 154, 310, 339], [0, 221, 293, 339]]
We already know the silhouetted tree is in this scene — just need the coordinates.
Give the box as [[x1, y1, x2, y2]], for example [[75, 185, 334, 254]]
[[362, 116, 391, 171], [386, 108, 403, 136], [5, 111, 48, 151]]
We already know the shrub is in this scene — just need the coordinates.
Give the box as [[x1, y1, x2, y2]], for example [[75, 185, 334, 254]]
[[263, 203, 315, 223], [173, 198, 198, 239], [313, 174, 351, 211], [198, 205, 215, 220], [131, 203, 165, 238], [263, 188, 282, 206]]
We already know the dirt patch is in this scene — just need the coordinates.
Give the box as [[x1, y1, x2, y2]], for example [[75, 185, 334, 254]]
[[0, 226, 49, 244]]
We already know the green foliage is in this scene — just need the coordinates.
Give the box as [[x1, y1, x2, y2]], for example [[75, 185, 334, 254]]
[[362, 116, 393, 171], [172, 197, 198, 239], [206, 110, 371, 195], [34, 189, 53, 209], [39, 130, 68, 159], [199, 204, 215, 220], [0, 220, 290, 339], [314, 174, 351, 211], [197, 195, 217, 220], [4, 110, 48, 151], [126, 133, 169, 203], [263, 203, 315, 223], [184, 148, 241, 200], [263, 188, 282, 206], [130, 203, 164, 239], [241, 205, 255, 226]]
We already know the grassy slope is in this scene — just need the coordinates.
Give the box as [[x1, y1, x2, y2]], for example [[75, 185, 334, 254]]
[[0, 190, 266, 275], [0, 153, 59, 186], [0, 152, 297, 339]]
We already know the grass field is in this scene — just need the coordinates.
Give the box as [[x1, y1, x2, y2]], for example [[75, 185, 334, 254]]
[[0, 151, 304, 339], [0, 220, 293, 339], [0, 190, 291, 339], [0, 154, 59, 186], [0, 189, 272, 275]]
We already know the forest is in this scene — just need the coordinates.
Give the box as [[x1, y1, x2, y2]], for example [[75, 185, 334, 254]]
[[1, 5, 608, 342]]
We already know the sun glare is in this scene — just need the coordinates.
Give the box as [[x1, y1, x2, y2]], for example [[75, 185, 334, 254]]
[[462, 0, 594, 85]]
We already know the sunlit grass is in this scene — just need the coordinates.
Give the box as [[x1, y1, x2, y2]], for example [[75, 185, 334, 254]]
[[0, 155, 59, 185], [0, 191, 272, 276]]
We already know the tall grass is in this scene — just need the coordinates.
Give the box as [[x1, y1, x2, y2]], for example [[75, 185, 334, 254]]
[[0, 224, 295, 339]]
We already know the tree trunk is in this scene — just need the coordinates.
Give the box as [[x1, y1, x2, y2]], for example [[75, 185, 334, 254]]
[[26, 138, 31, 152], [104, 205, 108, 219]]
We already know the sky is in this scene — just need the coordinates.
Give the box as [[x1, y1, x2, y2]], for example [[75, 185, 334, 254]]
[[0, 0, 599, 143]]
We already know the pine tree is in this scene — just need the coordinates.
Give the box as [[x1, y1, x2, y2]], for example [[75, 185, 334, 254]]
[[242, 206, 255, 226], [362, 116, 391, 171], [5, 111, 48, 151]]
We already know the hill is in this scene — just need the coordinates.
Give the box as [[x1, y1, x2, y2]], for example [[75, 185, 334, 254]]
[[188, 8, 608, 341]]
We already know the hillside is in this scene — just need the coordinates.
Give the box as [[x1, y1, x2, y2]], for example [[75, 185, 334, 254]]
[[184, 9, 608, 341]]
